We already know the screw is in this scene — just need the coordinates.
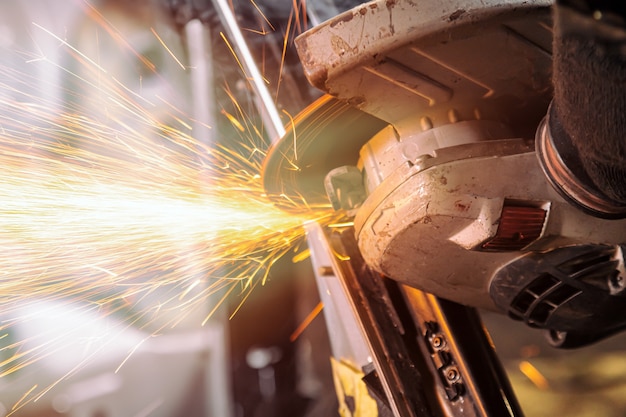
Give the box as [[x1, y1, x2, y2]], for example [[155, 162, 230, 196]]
[[431, 334, 446, 349], [445, 367, 460, 382]]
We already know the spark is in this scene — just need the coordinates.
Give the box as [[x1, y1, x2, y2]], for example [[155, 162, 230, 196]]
[[150, 27, 187, 70], [115, 336, 151, 374], [31, 23, 107, 75], [133, 398, 165, 417], [281, 109, 299, 161], [519, 360, 550, 390], [289, 301, 324, 342], [220, 32, 248, 79], [250, 0, 275, 31], [329, 221, 355, 228], [0, 2, 341, 411], [291, 0, 307, 33], [275, 8, 293, 99], [291, 248, 310, 263], [80, 1, 157, 72], [0, 99, 330, 325], [222, 108, 246, 132], [11, 384, 38, 412]]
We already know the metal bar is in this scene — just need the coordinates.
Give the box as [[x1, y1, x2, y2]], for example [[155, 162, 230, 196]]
[[322, 225, 436, 417], [305, 222, 372, 367], [210, 0, 286, 142], [401, 288, 525, 417], [311, 223, 523, 416]]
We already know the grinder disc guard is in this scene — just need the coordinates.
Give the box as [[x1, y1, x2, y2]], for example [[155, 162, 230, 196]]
[[262, 0, 626, 347]]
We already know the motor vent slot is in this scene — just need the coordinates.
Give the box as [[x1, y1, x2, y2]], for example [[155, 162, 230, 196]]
[[490, 244, 626, 347], [557, 246, 619, 291], [510, 274, 580, 326]]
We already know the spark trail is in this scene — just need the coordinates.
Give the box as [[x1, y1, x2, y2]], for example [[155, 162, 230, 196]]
[[0, 2, 336, 408]]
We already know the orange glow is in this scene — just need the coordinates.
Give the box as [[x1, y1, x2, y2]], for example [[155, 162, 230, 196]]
[[0, 2, 338, 411]]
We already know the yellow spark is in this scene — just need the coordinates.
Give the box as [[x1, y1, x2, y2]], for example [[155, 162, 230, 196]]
[[292, 248, 310, 263], [329, 221, 355, 228], [31, 23, 107, 74], [86, 265, 119, 277], [172, 115, 193, 130], [115, 336, 151, 374], [112, 76, 157, 107], [222, 109, 246, 132], [519, 360, 550, 390], [290, 301, 324, 342], [291, 0, 306, 33], [150, 27, 187, 70], [205, 283, 240, 325], [220, 32, 247, 78], [0, 2, 347, 413], [12, 384, 38, 412], [80, 1, 156, 72], [250, 0, 276, 31], [282, 108, 298, 161], [275, 8, 294, 100]]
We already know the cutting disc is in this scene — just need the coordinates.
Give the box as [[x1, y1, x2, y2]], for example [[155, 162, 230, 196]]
[[262, 94, 387, 211]]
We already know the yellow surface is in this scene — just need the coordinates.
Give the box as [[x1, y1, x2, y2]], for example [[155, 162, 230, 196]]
[[330, 357, 378, 417]]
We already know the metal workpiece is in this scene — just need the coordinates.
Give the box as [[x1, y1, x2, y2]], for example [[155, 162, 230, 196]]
[[305, 222, 373, 368], [307, 223, 437, 417], [306, 223, 522, 416], [401, 288, 524, 417]]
